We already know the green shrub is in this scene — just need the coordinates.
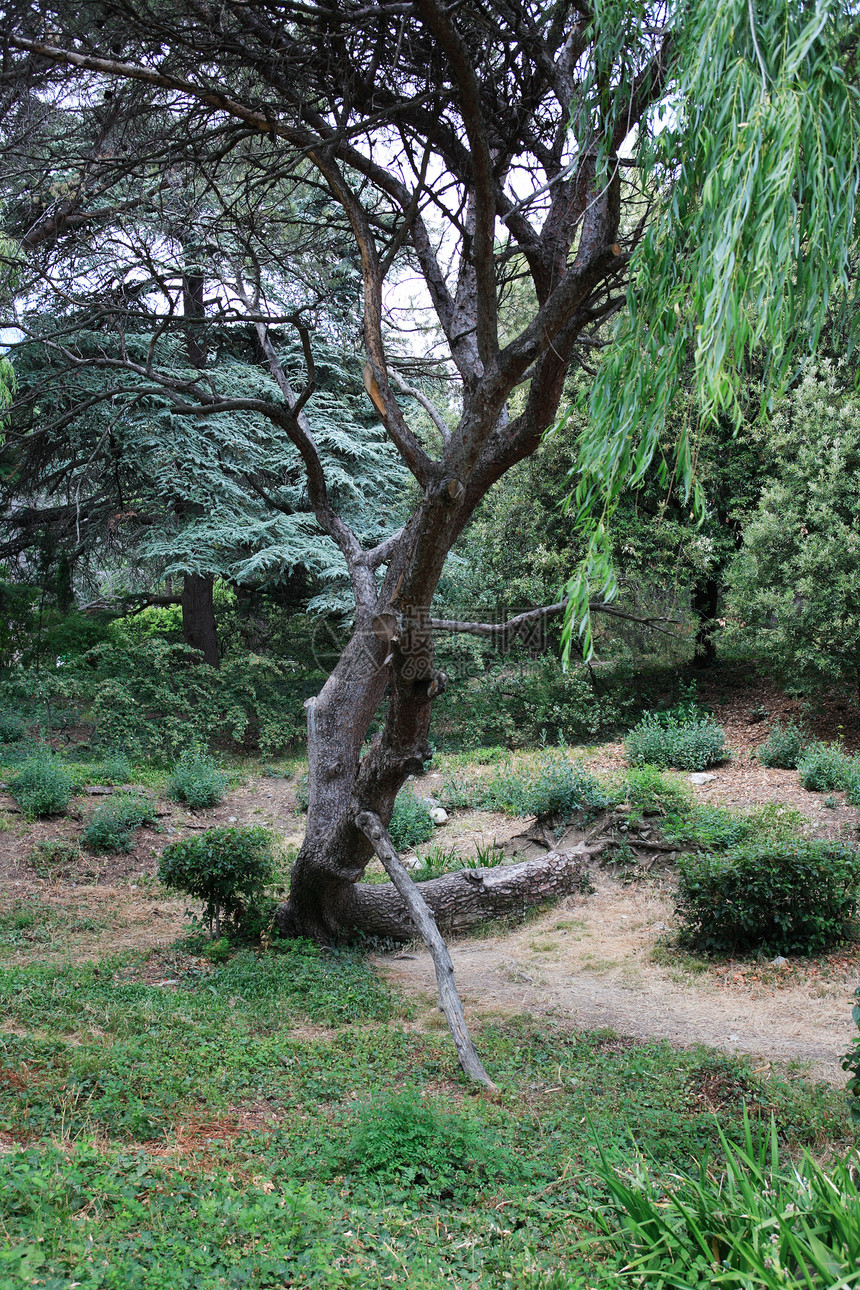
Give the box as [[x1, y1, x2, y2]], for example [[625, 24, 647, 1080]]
[[432, 654, 624, 750], [756, 719, 808, 768], [95, 751, 134, 785], [389, 790, 435, 851], [624, 765, 690, 817], [624, 713, 728, 771], [591, 1120, 860, 1288], [82, 794, 157, 853], [796, 740, 850, 791], [295, 770, 309, 813], [675, 840, 860, 956], [842, 986, 860, 1125], [167, 748, 228, 810], [8, 754, 77, 817], [158, 825, 275, 937], [0, 708, 25, 743], [480, 749, 608, 819], [29, 839, 81, 872], [337, 1090, 510, 1191]]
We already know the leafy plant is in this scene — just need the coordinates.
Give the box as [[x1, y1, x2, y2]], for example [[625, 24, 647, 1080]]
[[756, 720, 808, 769], [589, 1118, 860, 1289], [796, 741, 850, 792], [410, 844, 462, 882], [389, 790, 435, 851], [82, 794, 157, 853], [337, 1090, 511, 1193], [94, 751, 134, 785], [7, 754, 77, 817], [675, 840, 860, 956], [625, 712, 727, 771], [624, 765, 690, 818], [28, 839, 81, 874], [480, 749, 608, 820], [0, 708, 25, 743], [842, 986, 860, 1126], [158, 825, 275, 937], [167, 748, 228, 810]]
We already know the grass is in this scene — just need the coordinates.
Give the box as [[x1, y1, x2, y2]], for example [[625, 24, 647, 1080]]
[[0, 933, 852, 1288], [1, 744, 858, 1285]]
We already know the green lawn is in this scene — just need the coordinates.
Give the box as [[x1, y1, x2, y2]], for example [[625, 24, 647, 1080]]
[[0, 936, 851, 1289]]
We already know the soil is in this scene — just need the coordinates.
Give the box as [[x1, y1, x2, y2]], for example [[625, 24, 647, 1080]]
[[376, 870, 859, 1084], [2, 668, 859, 1082]]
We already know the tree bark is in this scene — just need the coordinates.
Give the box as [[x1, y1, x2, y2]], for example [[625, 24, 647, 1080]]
[[180, 573, 220, 668], [692, 576, 720, 669], [347, 845, 599, 940]]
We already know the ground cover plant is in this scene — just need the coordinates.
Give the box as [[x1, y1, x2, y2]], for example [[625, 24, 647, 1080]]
[[0, 943, 851, 1289]]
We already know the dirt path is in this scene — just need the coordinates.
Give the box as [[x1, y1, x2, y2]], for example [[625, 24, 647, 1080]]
[[377, 873, 859, 1084]]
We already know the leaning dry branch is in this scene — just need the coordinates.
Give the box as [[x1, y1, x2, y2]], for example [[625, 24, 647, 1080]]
[[356, 809, 496, 1090]]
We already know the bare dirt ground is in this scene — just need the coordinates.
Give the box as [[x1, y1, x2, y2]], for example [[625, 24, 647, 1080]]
[[2, 670, 860, 1080], [377, 871, 859, 1084]]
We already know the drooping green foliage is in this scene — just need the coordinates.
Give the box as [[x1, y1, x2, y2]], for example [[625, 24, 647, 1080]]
[[564, 1, 860, 655], [591, 1120, 860, 1289]]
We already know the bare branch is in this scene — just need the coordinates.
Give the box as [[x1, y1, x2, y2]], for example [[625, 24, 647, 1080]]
[[356, 810, 496, 1090]]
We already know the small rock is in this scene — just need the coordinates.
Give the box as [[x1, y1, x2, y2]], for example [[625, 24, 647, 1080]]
[[228, 815, 237, 823], [653, 921, 668, 933], [430, 807, 448, 826], [728, 1034, 739, 1042], [770, 955, 789, 968], [689, 772, 716, 785]]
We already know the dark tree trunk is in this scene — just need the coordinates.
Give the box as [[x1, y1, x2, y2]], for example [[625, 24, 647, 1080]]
[[691, 576, 720, 669], [181, 573, 220, 668]]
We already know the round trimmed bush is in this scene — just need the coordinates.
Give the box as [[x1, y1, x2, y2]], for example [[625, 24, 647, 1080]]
[[675, 840, 860, 956], [158, 825, 275, 936]]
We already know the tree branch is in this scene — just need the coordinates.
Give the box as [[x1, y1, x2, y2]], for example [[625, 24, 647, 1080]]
[[356, 810, 496, 1090]]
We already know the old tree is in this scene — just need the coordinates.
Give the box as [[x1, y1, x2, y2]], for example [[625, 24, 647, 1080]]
[[2, 2, 858, 1076]]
